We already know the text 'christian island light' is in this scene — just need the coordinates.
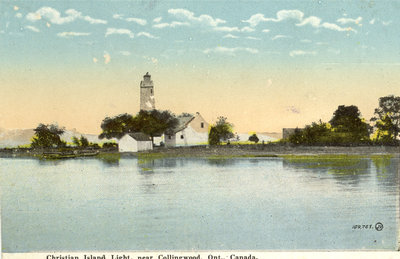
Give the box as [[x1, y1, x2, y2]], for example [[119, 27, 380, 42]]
[[140, 72, 155, 111]]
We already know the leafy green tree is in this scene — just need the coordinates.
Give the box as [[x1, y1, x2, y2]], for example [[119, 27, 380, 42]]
[[373, 115, 396, 144], [99, 113, 138, 139], [208, 116, 234, 145], [329, 105, 370, 143], [249, 133, 259, 143], [99, 110, 178, 144], [72, 136, 80, 147], [288, 121, 332, 145], [31, 124, 66, 148], [371, 95, 400, 142], [80, 135, 89, 147]]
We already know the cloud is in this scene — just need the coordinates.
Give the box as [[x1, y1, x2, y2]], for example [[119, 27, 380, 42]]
[[369, 18, 375, 25], [266, 79, 273, 87], [382, 20, 392, 26], [337, 16, 362, 26], [25, 25, 40, 32], [104, 52, 111, 64], [203, 46, 259, 55], [113, 14, 146, 25], [14, 6, 19, 11], [321, 22, 355, 32], [296, 16, 321, 27], [152, 21, 189, 28], [137, 31, 159, 39], [286, 106, 300, 114], [151, 57, 158, 64], [93, 57, 98, 63], [168, 8, 226, 27], [57, 32, 91, 38], [153, 17, 162, 23], [300, 39, 312, 43], [26, 7, 107, 25], [15, 13, 23, 18], [223, 34, 239, 39], [213, 26, 255, 32], [272, 35, 290, 40], [246, 36, 260, 40], [289, 50, 317, 57], [262, 29, 270, 33], [242, 10, 304, 27], [105, 28, 134, 38], [119, 51, 131, 56]]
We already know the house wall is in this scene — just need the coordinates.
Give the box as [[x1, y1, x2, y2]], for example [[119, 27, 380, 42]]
[[137, 140, 153, 151], [165, 134, 176, 147], [175, 125, 208, 146], [189, 113, 209, 133], [118, 135, 138, 152]]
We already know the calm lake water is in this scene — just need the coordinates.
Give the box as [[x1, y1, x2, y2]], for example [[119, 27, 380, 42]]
[[1, 155, 399, 251]]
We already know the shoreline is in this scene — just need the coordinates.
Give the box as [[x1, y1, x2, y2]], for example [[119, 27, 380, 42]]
[[1, 145, 399, 159]]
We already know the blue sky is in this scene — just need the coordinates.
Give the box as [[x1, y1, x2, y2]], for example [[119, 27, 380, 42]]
[[1, 0, 399, 133]]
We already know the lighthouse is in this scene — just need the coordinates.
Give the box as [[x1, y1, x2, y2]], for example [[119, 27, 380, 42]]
[[140, 72, 155, 111]]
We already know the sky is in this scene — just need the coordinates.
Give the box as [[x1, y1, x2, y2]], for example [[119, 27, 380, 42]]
[[0, 0, 399, 134]]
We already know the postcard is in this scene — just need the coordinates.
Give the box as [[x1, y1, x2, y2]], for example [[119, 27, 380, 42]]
[[0, 0, 399, 258]]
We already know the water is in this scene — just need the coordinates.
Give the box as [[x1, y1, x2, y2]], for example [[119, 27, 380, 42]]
[[1, 155, 398, 251]]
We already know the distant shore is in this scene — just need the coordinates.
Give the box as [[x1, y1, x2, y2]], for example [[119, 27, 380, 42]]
[[1, 145, 399, 159]]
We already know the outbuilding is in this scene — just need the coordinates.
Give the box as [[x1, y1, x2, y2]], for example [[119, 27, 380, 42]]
[[118, 133, 153, 152]]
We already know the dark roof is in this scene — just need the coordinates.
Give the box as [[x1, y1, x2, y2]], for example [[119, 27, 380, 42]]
[[172, 115, 195, 133], [127, 132, 152, 141]]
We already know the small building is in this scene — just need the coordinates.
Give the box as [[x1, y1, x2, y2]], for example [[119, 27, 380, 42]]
[[165, 112, 209, 147], [282, 128, 303, 139], [118, 133, 153, 152]]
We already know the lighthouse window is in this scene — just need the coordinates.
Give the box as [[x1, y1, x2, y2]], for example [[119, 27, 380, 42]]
[[181, 135, 184, 139], [168, 135, 171, 140], [201, 122, 204, 128], [151, 89, 153, 94]]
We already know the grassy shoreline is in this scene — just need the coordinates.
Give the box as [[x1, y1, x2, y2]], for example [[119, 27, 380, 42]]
[[1, 145, 398, 160]]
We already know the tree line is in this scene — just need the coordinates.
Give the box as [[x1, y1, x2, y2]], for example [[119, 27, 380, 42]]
[[28, 95, 399, 149], [286, 95, 400, 145]]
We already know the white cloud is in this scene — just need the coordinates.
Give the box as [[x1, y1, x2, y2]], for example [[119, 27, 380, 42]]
[[246, 36, 260, 40], [105, 28, 134, 38], [125, 17, 147, 25], [296, 16, 321, 27], [213, 26, 255, 32], [168, 8, 226, 27], [369, 18, 375, 24], [153, 17, 162, 23], [14, 6, 19, 11], [25, 25, 40, 32], [382, 20, 392, 26], [104, 52, 111, 64], [262, 29, 270, 33], [321, 22, 355, 32], [137, 31, 159, 39], [151, 57, 158, 65], [272, 35, 290, 40], [289, 50, 317, 57], [242, 10, 304, 27], [15, 13, 22, 19], [203, 46, 258, 55], [57, 31, 91, 38], [300, 39, 312, 43], [152, 21, 189, 29], [223, 34, 239, 39], [337, 16, 362, 26], [26, 7, 107, 25], [119, 51, 131, 56], [113, 14, 147, 25]]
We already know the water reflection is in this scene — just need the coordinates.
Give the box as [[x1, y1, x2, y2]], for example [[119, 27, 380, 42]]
[[281, 155, 371, 187]]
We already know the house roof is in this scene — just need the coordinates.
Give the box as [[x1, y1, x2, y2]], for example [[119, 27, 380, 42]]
[[173, 115, 195, 133], [127, 132, 152, 141]]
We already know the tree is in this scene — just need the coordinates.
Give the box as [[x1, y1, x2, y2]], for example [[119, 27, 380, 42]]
[[99, 113, 137, 139], [371, 95, 400, 142], [329, 105, 370, 143], [249, 133, 259, 143], [31, 124, 66, 148], [99, 110, 178, 144], [208, 116, 234, 145], [373, 115, 396, 144], [72, 136, 80, 147], [80, 135, 89, 147]]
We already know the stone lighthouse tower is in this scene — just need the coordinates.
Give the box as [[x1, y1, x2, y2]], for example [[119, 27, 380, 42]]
[[140, 72, 155, 111]]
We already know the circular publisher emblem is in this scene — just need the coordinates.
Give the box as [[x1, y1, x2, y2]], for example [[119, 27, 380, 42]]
[[375, 222, 383, 231]]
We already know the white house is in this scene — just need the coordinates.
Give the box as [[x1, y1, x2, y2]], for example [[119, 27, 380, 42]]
[[118, 133, 153, 152], [165, 112, 209, 147]]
